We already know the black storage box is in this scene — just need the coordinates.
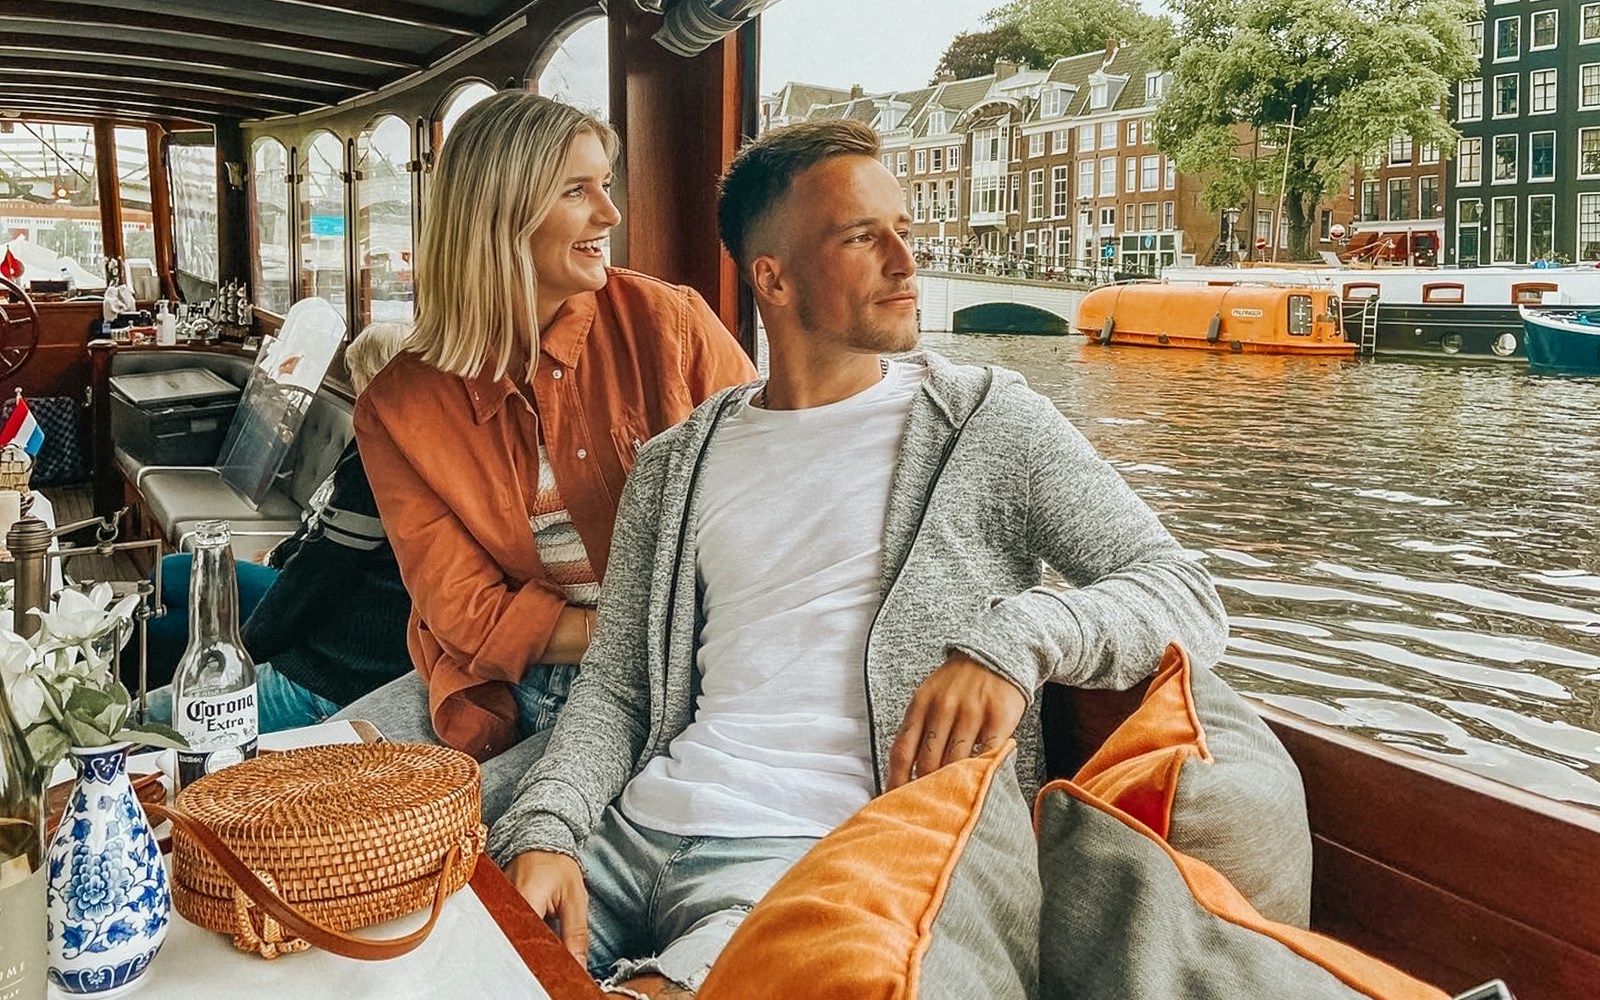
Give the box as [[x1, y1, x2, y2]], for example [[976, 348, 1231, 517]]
[[110, 368, 240, 467]]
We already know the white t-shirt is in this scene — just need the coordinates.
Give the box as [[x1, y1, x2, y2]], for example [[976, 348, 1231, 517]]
[[618, 360, 923, 838]]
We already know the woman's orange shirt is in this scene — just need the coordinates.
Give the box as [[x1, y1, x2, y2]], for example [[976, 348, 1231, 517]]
[[354, 268, 756, 759]]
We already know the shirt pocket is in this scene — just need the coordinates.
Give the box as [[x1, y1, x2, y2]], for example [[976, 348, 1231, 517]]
[[609, 423, 648, 477]]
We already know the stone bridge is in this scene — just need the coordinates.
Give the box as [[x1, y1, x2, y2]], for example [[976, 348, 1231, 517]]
[[916, 269, 1088, 334]]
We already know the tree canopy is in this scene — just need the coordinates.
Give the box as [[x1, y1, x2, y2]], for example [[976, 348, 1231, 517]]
[[1152, 0, 1477, 260], [933, 0, 1163, 83]]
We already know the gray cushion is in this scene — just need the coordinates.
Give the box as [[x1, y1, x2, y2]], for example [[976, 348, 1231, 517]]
[[282, 393, 352, 508], [1036, 781, 1446, 999], [141, 468, 302, 536]]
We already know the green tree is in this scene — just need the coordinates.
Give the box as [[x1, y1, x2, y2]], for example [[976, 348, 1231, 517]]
[[1153, 0, 1476, 260], [933, 0, 1164, 83]]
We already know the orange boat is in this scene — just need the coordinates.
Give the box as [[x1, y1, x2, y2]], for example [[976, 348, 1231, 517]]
[[1075, 282, 1357, 355]]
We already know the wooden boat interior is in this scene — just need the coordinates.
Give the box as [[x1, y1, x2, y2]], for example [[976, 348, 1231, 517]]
[[2, 3, 1597, 997]]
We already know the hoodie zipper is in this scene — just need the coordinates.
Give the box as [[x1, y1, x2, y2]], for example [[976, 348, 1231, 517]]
[[861, 368, 995, 794]]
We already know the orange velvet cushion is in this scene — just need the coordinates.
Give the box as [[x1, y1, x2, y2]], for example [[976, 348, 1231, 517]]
[[698, 742, 1038, 1000]]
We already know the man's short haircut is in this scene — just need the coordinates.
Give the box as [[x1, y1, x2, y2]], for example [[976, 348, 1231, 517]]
[[717, 119, 881, 273]]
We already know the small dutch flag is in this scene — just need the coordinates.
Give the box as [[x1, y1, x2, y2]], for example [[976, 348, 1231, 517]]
[[1, 395, 46, 457]]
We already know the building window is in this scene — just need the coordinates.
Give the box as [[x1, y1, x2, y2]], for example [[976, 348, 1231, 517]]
[[1142, 120, 1154, 145], [1469, 20, 1484, 56], [1457, 198, 1482, 264], [946, 179, 958, 216], [1127, 121, 1138, 146], [1587, 4, 1600, 43], [1491, 196, 1517, 262], [1493, 74, 1518, 117], [1052, 129, 1069, 153], [1530, 132, 1556, 181], [1091, 80, 1109, 110], [1009, 173, 1020, 213], [1388, 177, 1412, 220], [915, 149, 928, 173], [948, 146, 960, 170], [1458, 137, 1482, 184], [913, 183, 926, 223], [1145, 71, 1167, 102], [1420, 175, 1439, 217], [1101, 121, 1118, 149], [1136, 155, 1156, 191], [1056, 227, 1072, 262], [1583, 64, 1600, 110], [1123, 203, 1135, 231], [1079, 124, 1095, 152], [1580, 194, 1600, 261], [1125, 157, 1137, 193], [927, 111, 947, 135], [1041, 88, 1063, 118], [1078, 159, 1094, 201], [1027, 169, 1044, 220], [1162, 200, 1175, 231], [1493, 134, 1518, 182], [1580, 128, 1600, 177], [1529, 194, 1555, 259], [1052, 166, 1069, 218], [1135, 202, 1155, 231], [1027, 133, 1043, 158], [1530, 69, 1557, 114], [896, 152, 907, 175], [1458, 78, 1482, 121], [1531, 10, 1558, 50], [932, 147, 943, 172], [1255, 209, 1274, 246], [1420, 141, 1440, 164], [1099, 206, 1116, 228], [1494, 16, 1519, 61], [1361, 179, 1379, 220], [1389, 136, 1413, 165]]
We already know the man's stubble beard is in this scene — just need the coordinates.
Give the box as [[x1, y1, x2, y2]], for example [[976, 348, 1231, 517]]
[[795, 283, 920, 356]]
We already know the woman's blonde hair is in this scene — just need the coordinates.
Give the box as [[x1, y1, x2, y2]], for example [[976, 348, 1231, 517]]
[[410, 90, 617, 381], [345, 321, 410, 393]]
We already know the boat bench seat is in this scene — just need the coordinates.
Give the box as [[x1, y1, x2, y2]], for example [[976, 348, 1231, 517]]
[[110, 348, 354, 558]]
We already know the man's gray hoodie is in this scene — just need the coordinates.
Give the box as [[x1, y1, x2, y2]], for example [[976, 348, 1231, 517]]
[[487, 349, 1228, 865]]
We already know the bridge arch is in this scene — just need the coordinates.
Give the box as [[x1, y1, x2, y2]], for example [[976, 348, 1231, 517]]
[[952, 301, 1072, 336]]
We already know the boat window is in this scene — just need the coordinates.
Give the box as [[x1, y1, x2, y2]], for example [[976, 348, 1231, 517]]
[[113, 127, 151, 286], [1288, 294, 1313, 336], [1325, 295, 1341, 321], [299, 131, 348, 315], [1510, 281, 1557, 305], [536, 16, 609, 117], [1422, 282, 1466, 303], [356, 115, 415, 326], [170, 136, 219, 287], [440, 82, 497, 140], [0, 119, 104, 292], [1341, 282, 1379, 301], [251, 138, 292, 314]]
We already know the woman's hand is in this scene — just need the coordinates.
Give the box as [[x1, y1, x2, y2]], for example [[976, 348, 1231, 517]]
[[505, 850, 589, 966]]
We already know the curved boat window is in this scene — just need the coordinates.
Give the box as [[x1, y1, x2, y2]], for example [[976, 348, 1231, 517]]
[[440, 82, 496, 140], [1510, 282, 1557, 306], [171, 137, 220, 287], [356, 115, 414, 325], [1422, 282, 1465, 304], [0, 120, 104, 288], [299, 131, 347, 314], [113, 127, 152, 284], [536, 16, 609, 117], [1288, 294, 1313, 336], [251, 138, 292, 315]]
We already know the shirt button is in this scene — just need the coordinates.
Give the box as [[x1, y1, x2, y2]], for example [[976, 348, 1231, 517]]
[[577, 448, 587, 459], [552, 368, 563, 380]]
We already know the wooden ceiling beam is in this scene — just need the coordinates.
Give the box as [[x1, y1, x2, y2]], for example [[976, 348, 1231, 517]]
[[265, 0, 483, 37], [0, 91, 232, 124], [0, 57, 340, 107], [0, 74, 316, 116], [0, 2, 427, 69], [4, 82, 294, 118], [0, 34, 377, 92]]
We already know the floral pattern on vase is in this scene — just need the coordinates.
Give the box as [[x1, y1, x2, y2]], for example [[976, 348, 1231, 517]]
[[45, 743, 169, 995]]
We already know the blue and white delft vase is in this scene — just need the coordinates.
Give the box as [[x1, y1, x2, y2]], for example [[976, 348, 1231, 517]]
[[45, 743, 169, 996]]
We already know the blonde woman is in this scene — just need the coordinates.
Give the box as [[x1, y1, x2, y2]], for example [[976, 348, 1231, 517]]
[[342, 91, 754, 814]]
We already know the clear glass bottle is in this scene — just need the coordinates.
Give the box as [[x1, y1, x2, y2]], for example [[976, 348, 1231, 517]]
[[172, 520, 258, 788], [0, 673, 46, 1000]]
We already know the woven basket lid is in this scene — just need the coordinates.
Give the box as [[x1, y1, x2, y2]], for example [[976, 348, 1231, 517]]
[[173, 742, 482, 905]]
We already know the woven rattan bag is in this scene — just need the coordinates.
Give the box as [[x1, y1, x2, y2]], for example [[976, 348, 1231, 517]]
[[148, 742, 486, 960]]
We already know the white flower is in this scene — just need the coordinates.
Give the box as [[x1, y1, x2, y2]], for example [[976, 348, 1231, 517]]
[[0, 628, 44, 726], [35, 583, 138, 649]]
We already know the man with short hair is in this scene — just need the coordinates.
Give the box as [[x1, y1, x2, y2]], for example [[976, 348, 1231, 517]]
[[488, 119, 1228, 999]]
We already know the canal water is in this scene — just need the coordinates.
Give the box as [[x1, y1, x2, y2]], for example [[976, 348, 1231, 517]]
[[925, 331, 1600, 808]]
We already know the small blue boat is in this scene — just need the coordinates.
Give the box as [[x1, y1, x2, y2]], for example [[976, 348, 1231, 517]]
[[1519, 306, 1600, 375]]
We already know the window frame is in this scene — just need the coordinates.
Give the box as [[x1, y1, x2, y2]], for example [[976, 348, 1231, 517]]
[[1492, 73, 1519, 119], [1530, 9, 1558, 51], [1529, 130, 1556, 182], [1494, 15, 1520, 62], [1458, 136, 1483, 185], [1492, 133, 1519, 184], [1458, 78, 1483, 122]]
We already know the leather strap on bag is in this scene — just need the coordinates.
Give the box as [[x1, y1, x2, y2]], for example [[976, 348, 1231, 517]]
[[147, 801, 467, 961]]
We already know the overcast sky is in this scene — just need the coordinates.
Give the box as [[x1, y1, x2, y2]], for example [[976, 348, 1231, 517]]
[[758, 0, 1168, 96]]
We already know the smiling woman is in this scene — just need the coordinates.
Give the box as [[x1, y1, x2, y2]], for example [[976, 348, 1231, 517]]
[[338, 90, 756, 821]]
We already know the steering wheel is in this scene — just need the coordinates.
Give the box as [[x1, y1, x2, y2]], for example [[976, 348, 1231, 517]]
[[0, 275, 41, 380]]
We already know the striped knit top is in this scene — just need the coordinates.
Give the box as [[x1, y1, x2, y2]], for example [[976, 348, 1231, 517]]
[[531, 445, 600, 606]]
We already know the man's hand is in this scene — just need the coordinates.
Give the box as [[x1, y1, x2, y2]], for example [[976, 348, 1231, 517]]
[[505, 850, 589, 967], [887, 653, 1028, 790]]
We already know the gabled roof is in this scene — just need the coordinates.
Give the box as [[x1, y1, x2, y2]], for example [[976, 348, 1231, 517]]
[[768, 81, 856, 121]]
